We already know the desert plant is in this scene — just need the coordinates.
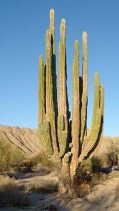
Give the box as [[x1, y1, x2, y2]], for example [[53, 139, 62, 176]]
[[38, 9, 104, 195], [107, 144, 119, 167], [0, 176, 29, 207], [0, 136, 24, 171], [30, 153, 54, 169]]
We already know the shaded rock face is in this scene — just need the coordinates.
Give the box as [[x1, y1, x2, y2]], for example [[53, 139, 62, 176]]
[[0, 125, 42, 156]]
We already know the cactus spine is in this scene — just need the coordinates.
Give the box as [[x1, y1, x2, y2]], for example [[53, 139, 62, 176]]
[[38, 9, 104, 194]]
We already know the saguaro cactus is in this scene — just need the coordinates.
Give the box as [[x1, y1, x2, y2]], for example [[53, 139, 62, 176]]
[[38, 9, 104, 195]]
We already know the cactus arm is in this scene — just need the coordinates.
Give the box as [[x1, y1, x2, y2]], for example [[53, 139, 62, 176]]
[[80, 73, 103, 162], [58, 19, 69, 156], [100, 85, 104, 119], [58, 19, 68, 124], [91, 72, 100, 129], [40, 117, 53, 155], [45, 30, 58, 154], [49, 8, 55, 55], [58, 114, 67, 157], [38, 56, 45, 129], [79, 108, 102, 163], [70, 40, 80, 177], [49, 9, 57, 116], [80, 32, 88, 143]]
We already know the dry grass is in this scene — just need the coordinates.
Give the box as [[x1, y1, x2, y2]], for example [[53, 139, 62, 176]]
[[0, 176, 29, 207], [0, 136, 24, 172], [27, 172, 58, 193], [115, 184, 119, 199]]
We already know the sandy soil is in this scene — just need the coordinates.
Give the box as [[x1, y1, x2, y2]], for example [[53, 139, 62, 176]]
[[0, 169, 119, 211]]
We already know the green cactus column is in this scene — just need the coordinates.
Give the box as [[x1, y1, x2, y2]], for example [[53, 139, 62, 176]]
[[49, 9, 57, 115], [45, 30, 58, 154], [79, 72, 103, 162], [91, 72, 100, 129], [38, 56, 45, 128], [58, 19, 68, 120], [49, 9, 55, 55], [70, 40, 80, 177], [58, 19, 69, 156], [81, 32, 88, 142], [100, 86, 104, 120]]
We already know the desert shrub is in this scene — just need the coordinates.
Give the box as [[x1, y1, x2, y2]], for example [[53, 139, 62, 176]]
[[29, 180, 58, 193], [17, 153, 54, 173], [0, 176, 29, 207], [0, 136, 24, 171], [79, 156, 102, 175], [107, 144, 119, 167], [91, 156, 102, 173], [30, 153, 54, 169], [115, 184, 119, 199]]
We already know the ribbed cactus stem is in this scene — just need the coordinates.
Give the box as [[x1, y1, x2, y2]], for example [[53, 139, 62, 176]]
[[46, 30, 52, 116], [49, 9, 57, 117], [100, 86, 104, 117], [91, 72, 100, 129], [79, 108, 102, 163], [46, 30, 58, 153], [58, 114, 67, 157], [100, 85, 104, 137], [81, 72, 102, 159], [70, 40, 80, 177], [50, 9, 55, 54], [81, 32, 88, 142], [82, 32, 88, 95], [58, 19, 68, 130], [38, 56, 45, 128]]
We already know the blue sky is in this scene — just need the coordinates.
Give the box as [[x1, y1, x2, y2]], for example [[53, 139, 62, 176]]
[[0, 0, 119, 136]]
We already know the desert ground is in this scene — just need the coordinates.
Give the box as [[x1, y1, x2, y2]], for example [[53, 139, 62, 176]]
[[0, 168, 119, 211], [0, 125, 119, 211]]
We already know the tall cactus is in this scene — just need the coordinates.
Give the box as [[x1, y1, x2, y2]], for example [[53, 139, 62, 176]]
[[38, 9, 104, 195]]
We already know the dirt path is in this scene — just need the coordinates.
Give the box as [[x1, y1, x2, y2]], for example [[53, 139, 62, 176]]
[[1, 170, 119, 211]]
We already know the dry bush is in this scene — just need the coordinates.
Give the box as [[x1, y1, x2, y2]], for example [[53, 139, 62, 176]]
[[17, 153, 54, 173], [28, 178, 58, 193], [115, 184, 119, 199], [77, 156, 102, 179], [0, 176, 29, 207], [106, 144, 119, 167], [0, 136, 24, 172], [31, 153, 54, 168]]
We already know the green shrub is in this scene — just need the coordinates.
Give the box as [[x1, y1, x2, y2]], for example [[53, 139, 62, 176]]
[[0, 136, 24, 171], [31, 153, 54, 169], [91, 156, 102, 173], [107, 144, 119, 166], [79, 156, 102, 175]]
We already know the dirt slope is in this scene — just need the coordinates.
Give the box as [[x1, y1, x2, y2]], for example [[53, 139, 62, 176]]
[[0, 125, 42, 156]]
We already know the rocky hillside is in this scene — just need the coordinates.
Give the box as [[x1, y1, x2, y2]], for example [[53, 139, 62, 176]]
[[0, 125, 119, 157], [0, 125, 42, 156]]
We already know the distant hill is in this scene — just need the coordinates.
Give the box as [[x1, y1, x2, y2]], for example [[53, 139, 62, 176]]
[[0, 125, 119, 157], [0, 125, 42, 156]]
